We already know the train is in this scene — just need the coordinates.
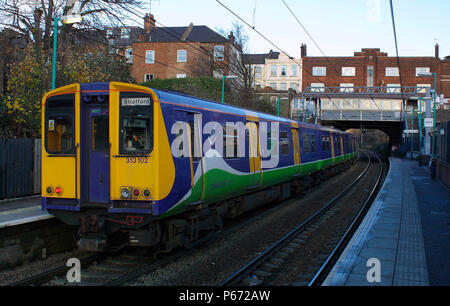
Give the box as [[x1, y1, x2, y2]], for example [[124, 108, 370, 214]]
[[41, 82, 358, 252]]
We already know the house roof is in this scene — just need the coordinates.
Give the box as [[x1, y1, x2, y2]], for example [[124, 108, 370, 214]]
[[242, 50, 281, 65], [242, 54, 267, 65], [144, 25, 228, 43]]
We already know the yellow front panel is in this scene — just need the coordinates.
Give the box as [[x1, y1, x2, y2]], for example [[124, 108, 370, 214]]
[[41, 84, 80, 199], [109, 82, 175, 201]]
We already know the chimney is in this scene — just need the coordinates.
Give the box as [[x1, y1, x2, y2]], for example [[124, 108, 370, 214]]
[[144, 13, 156, 33], [301, 44, 307, 58], [228, 31, 235, 44], [435, 43, 439, 59]]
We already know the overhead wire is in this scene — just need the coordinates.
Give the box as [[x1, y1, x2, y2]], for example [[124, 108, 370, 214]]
[[281, 0, 380, 112], [215, 0, 351, 118]]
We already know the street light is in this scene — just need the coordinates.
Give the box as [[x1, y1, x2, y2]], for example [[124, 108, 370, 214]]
[[52, 14, 82, 89], [221, 75, 238, 104]]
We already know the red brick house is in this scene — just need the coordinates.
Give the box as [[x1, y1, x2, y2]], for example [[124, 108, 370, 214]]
[[131, 14, 242, 82]]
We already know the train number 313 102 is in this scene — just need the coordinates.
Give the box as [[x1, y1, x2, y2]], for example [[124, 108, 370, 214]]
[[126, 157, 148, 164]]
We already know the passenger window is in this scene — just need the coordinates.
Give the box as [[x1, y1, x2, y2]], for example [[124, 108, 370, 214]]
[[280, 131, 290, 155], [223, 125, 239, 159], [303, 133, 310, 153], [310, 134, 316, 153]]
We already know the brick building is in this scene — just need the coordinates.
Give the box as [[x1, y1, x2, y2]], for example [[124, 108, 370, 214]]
[[301, 46, 448, 100], [131, 14, 241, 82]]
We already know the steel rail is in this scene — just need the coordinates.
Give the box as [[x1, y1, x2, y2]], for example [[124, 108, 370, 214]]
[[219, 151, 372, 286], [307, 149, 386, 286]]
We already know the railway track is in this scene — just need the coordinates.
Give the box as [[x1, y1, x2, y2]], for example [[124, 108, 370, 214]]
[[218, 149, 385, 286], [7, 155, 363, 286]]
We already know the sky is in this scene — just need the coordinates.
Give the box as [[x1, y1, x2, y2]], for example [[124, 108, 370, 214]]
[[129, 0, 450, 59]]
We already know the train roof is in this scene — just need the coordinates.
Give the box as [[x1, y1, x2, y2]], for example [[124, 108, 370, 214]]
[[152, 88, 346, 134], [74, 82, 348, 135]]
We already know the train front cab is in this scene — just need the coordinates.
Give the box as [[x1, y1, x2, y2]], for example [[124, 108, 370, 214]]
[[42, 82, 175, 250]]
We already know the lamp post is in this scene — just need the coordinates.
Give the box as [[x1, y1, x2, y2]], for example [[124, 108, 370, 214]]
[[276, 97, 289, 117], [52, 14, 82, 89], [221, 75, 238, 104]]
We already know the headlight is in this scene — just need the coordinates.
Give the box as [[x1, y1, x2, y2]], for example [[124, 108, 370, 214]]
[[121, 187, 131, 199]]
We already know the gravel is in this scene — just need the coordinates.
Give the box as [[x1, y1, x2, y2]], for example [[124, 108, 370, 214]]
[[129, 160, 368, 286], [0, 249, 92, 286]]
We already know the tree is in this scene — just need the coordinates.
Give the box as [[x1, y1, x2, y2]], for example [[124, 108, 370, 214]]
[[215, 21, 275, 114], [0, 42, 134, 138], [0, 0, 145, 51], [0, 1, 140, 137], [1, 44, 48, 137]]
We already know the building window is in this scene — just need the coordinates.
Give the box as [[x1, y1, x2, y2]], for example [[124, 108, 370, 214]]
[[312, 67, 326, 76], [387, 83, 401, 93], [341, 67, 355, 76], [386, 67, 399, 77], [255, 66, 262, 78], [280, 82, 287, 90], [145, 50, 155, 64], [416, 67, 430, 77], [367, 66, 374, 87], [176, 74, 187, 78], [340, 83, 354, 92], [281, 65, 287, 76], [214, 45, 225, 61], [417, 84, 431, 93], [144, 74, 154, 82], [311, 83, 325, 92], [106, 29, 113, 38], [270, 82, 277, 90], [121, 28, 130, 39], [290, 83, 297, 91], [291, 65, 297, 76], [125, 48, 133, 64], [271, 65, 277, 77], [177, 50, 187, 63]]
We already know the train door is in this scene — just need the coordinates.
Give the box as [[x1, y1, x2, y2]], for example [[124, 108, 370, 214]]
[[246, 121, 261, 187], [86, 103, 110, 203], [292, 128, 301, 175], [182, 112, 205, 202]]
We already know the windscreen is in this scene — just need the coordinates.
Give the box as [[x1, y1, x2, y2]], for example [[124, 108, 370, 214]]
[[119, 92, 153, 155]]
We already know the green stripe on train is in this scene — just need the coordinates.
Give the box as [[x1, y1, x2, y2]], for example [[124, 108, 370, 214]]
[[161, 153, 355, 218]]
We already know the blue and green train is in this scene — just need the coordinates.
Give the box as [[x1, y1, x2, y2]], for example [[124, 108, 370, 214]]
[[41, 82, 358, 252]]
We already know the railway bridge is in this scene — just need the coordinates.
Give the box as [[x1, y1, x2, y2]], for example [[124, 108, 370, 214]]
[[296, 85, 433, 150]]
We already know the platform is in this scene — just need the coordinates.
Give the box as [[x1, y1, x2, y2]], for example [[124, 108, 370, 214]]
[[323, 157, 450, 286], [0, 195, 52, 229]]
